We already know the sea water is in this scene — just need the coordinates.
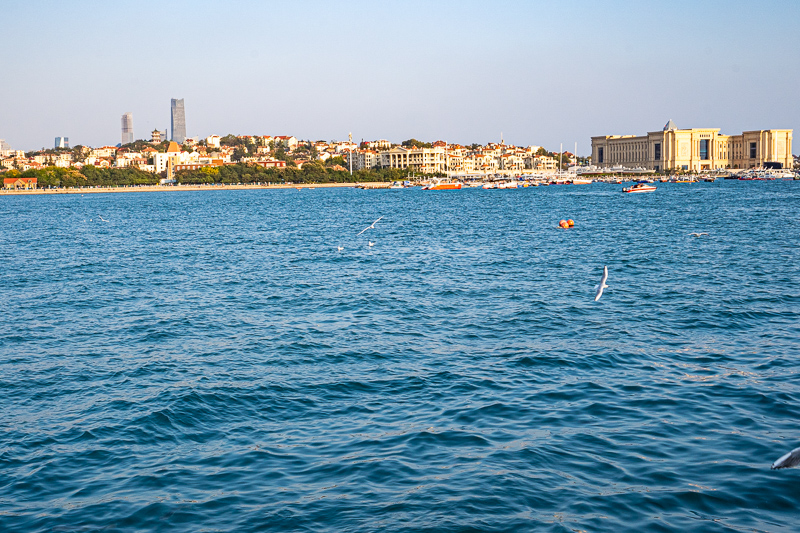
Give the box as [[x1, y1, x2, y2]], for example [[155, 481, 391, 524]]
[[1, 181, 799, 532]]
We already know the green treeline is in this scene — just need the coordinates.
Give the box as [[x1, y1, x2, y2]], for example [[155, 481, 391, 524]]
[[6, 166, 160, 188], [175, 164, 413, 185], [4, 164, 419, 188]]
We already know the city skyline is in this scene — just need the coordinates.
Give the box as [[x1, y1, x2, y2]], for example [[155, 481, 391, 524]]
[[2, 0, 798, 153]]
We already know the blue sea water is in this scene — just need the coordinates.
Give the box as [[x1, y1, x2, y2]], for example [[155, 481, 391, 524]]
[[1, 181, 799, 532]]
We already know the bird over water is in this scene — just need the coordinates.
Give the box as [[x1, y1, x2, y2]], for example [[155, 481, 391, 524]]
[[595, 266, 609, 302], [357, 216, 384, 236]]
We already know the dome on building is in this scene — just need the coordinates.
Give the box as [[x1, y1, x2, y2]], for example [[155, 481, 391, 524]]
[[663, 119, 678, 131]]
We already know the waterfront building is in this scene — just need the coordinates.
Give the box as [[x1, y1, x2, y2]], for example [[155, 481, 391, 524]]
[[592, 121, 793, 172], [350, 149, 380, 171], [170, 98, 186, 144], [3, 177, 37, 190], [380, 146, 447, 174], [55, 137, 69, 149], [121, 112, 134, 145]]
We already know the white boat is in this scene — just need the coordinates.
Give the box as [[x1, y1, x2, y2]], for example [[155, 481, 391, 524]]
[[622, 182, 657, 193], [422, 178, 462, 190]]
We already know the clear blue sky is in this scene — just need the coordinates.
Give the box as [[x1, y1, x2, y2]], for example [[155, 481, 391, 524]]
[[2, 0, 798, 153]]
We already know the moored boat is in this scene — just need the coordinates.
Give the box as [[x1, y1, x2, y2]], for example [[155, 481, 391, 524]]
[[423, 178, 462, 190]]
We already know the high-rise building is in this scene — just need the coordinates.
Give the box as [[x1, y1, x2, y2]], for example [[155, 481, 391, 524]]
[[170, 98, 186, 144], [0, 139, 10, 151], [121, 112, 134, 145], [55, 137, 69, 149]]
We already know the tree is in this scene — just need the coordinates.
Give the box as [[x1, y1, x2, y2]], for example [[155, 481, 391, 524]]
[[231, 147, 248, 162], [401, 139, 432, 149]]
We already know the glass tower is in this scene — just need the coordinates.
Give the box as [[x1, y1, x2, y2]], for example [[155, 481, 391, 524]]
[[170, 98, 186, 144], [121, 112, 134, 145]]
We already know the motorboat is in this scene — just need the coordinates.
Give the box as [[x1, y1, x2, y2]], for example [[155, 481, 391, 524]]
[[622, 182, 657, 193], [423, 178, 462, 190]]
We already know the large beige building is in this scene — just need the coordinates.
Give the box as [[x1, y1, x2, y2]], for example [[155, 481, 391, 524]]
[[592, 120, 792, 172]]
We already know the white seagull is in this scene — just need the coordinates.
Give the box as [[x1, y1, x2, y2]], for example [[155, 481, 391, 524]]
[[594, 265, 609, 302], [98, 216, 109, 222], [688, 232, 708, 237], [368, 241, 375, 247], [772, 446, 800, 469], [337, 246, 344, 252], [356, 216, 384, 236]]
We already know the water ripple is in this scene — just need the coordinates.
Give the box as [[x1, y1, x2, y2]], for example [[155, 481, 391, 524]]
[[1, 182, 799, 532]]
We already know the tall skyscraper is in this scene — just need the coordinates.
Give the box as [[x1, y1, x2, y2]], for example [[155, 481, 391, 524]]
[[55, 137, 69, 149], [170, 98, 186, 144], [121, 112, 134, 145], [0, 139, 10, 151]]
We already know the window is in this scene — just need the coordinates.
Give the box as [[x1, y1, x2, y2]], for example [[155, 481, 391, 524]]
[[654, 143, 661, 160], [700, 139, 709, 160], [749, 142, 757, 159], [598, 147, 604, 163]]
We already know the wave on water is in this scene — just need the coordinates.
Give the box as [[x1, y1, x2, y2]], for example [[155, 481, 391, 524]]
[[1, 182, 799, 532]]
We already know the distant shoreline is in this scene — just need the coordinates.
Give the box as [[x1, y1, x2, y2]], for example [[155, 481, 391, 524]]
[[0, 182, 381, 195]]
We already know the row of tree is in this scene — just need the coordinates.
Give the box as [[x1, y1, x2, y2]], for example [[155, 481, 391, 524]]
[[5, 166, 160, 188], [175, 164, 413, 185], [3, 163, 416, 188]]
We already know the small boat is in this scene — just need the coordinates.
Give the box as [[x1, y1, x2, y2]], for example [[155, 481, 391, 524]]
[[622, 182, 657, 193], [423, 178, 462, 190]]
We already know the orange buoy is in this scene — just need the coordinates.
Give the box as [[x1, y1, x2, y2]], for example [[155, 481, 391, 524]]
[[567, 219, 574, 227], [559, 220, 569, 228]]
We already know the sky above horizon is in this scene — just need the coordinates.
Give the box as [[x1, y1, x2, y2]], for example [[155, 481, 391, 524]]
[[2, 0, 799, 154]]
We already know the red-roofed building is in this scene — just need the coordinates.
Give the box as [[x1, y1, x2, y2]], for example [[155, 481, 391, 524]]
[[3, 177, 37, 190]]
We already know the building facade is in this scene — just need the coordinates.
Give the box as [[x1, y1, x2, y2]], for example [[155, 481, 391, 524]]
[[55, 137, 69, 149], [592, 121, 793, 171], [121, 112, 134, 145], [170, 98, 186, 144]]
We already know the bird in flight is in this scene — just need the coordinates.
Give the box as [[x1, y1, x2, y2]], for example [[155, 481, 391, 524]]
[[357, 216, 384, 236], [98, 216, 109, 222], [594, 266, 609, 302], [688, 232, 708, 237], [772, 446, 800, 469], [337, 246, 344, 252], [368, 241, 375, 247]]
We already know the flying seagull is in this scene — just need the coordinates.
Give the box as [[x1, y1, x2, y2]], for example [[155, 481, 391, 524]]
[[368, 241, 375, 247], [98, 216, 109, 222], [594, 266, 609, 302], [772, 446, 800, 469], [688, 232, 709, 237], [337, 246, 344, 252], [356, 216, 384, 236]]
